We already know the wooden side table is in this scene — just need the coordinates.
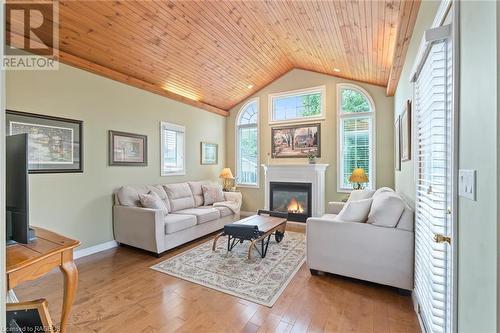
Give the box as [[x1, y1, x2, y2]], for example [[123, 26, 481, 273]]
[[6, 227, 80, 333]]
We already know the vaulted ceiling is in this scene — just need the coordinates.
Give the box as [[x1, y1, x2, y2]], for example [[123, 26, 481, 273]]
[[10, 0, 421, 116]]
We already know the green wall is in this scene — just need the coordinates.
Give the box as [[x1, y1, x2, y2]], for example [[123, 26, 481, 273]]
[[394, 0, 440, 206], [226, 69, 395, 212], [6, 63, 226, 249], [458, 1, 498, 331]]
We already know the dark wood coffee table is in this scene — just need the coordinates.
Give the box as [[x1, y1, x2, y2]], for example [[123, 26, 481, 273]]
[[212, 211, 287, 259]]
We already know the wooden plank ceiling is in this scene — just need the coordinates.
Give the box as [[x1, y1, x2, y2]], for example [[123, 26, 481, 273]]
[[12, 0, 421, 116]]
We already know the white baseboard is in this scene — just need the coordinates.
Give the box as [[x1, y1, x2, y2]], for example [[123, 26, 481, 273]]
[[74, 240, 118, 260]]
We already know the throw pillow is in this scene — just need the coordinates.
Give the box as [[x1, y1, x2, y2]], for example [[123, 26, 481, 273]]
[[335, 198, 373, 223], [347, 189, 375, 202], [139, 192, 168, 214], [202, 184, 225, 206], [367, 192, 405, 227]]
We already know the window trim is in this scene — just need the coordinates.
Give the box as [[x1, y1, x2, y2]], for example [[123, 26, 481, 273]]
[[235, 97, 260, 188], [268, 85, 326, 125], [160, 121, 186, 176], [336, 83, 376, 193]]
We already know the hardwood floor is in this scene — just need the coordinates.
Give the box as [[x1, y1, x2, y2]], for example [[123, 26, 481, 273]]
[[14, 226, 420, 333]]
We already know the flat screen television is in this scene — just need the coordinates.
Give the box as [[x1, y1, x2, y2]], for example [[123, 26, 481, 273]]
[[6, 133, 33, 244]]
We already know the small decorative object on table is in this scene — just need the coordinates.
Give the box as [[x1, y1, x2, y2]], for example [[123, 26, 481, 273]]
[[306, 150, 317, 164], [219, 167, 235, 191], [349, 168, 368, 190]]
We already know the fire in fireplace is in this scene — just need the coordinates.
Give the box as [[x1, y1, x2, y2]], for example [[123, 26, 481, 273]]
[[270, 182, 312, 222]]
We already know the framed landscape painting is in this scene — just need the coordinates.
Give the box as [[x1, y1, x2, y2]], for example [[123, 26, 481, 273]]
[[271, 123, 320, 158], [401, 100, 411, 162], [6, 110, 83, 173], [109, 130, 147, 166], [200, 142, 218, 165]]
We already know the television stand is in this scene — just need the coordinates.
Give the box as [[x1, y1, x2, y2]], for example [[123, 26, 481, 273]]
[[6, 227, 80, 333]]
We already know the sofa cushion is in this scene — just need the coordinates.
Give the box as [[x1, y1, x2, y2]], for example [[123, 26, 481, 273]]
[[396, 205, 414, 232], [163, 183, 195, 212], [139, 192, 168, 214], [188, 181, 211, 207], [373, 187, 394, 196], [336, 198, 373, 223], [214, 206, 233, 217], [164, 214, 197, 234], [367, 192, 405, 227], [148, 185, 171, 212], [116, 185, 170, 210], [202, 184, 225, 205], [175, 207, 220, 224], [348, 189, 375, 202]]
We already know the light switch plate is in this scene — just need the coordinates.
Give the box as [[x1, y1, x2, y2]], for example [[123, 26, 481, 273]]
[[459, 169, 476, 200]]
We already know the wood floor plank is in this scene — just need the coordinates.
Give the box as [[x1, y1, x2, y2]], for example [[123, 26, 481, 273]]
[[13, 228, 420, 333]]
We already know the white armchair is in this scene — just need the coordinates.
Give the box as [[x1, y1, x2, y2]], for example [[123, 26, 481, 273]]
[[306, 189, 414, 290]]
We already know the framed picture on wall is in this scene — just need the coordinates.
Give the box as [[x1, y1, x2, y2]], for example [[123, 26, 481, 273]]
[[6, 110, 83, 173], [401, 100, 412, 162], [200, 142, 218, 165], [109, 130, 147, 166], [271, 123, 320, 158], [395, 115, 401, 171]]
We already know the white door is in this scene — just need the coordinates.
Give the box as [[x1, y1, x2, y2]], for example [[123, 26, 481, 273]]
[[413, 23, 455, 333]]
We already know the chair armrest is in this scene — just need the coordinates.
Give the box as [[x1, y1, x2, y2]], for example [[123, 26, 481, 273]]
[[326, 201, 345, 214], [224, 191, 242, 203], [113, 206, 164, 253]]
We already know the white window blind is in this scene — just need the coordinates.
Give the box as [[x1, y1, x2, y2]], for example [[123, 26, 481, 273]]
[[337, 84, 375, 191], [161, 122, 185, 176], [236, 99, 259, 186], [414, 38, 452, 333]]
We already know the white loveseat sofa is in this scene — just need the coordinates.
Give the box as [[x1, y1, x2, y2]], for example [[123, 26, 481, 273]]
[[113, 181, 241, 255], [306, 187, 414, 290]]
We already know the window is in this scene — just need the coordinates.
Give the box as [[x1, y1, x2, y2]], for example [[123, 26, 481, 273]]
[[161, 122, 185, 176], [269, 86, 325, 123], [337, 84, 375, 191], [236, 98, 259, 187]]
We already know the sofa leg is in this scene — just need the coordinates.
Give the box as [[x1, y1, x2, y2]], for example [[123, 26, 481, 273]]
[[155, 252, 164, 258], [310, 269, 320, 276]]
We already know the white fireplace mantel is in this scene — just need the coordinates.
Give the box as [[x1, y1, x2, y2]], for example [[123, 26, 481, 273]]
[[261, 164, 329, 217]]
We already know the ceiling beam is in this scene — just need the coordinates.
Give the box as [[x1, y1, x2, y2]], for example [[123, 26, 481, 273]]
[[386, 0, 421, 96]]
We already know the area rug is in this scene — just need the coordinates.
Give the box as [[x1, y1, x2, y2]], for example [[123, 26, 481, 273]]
[[151, 231, 306, 307]]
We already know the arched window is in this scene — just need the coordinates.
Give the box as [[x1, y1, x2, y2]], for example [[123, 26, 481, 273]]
[[337, 84, 376, 191], [236, 98, 259, 187]]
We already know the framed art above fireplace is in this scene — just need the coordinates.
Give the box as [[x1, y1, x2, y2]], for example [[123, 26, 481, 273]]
[[271, 123, 320, 158]]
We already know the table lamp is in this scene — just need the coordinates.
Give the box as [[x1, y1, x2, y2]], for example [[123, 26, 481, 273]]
[[349, 168, 368, 190], [219, 168, 235, 191]]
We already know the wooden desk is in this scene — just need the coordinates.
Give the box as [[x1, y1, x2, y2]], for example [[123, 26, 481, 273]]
[[6, 227, 80, 333]]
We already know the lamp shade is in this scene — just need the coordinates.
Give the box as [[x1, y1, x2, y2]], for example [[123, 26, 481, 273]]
[[219, 168, 234, 179], [349, 168, 368, 183]]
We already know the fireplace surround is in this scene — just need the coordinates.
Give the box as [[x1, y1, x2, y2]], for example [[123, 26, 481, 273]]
[[270, 182, 312, 222], [262, 164, 329, 219]]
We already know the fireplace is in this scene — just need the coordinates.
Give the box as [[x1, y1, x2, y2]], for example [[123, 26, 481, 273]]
[[270, 182, 312, 222]]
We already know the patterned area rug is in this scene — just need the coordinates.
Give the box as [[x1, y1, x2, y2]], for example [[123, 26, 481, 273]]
[[151, 231, 306, 307]]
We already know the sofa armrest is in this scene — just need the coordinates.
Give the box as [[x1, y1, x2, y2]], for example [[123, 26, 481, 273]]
[[326, 201, 345, 214], [113, 206, 164, 253]]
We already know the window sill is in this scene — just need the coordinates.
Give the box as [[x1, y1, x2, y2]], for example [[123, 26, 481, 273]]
[[161, 171, 186, 176], [268, 116, 325, 126], [236, 184, 260, 189]]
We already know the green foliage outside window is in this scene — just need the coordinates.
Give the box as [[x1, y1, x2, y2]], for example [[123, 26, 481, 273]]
[[301, 94, 321, 116], [342, 89, 371, 113]]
